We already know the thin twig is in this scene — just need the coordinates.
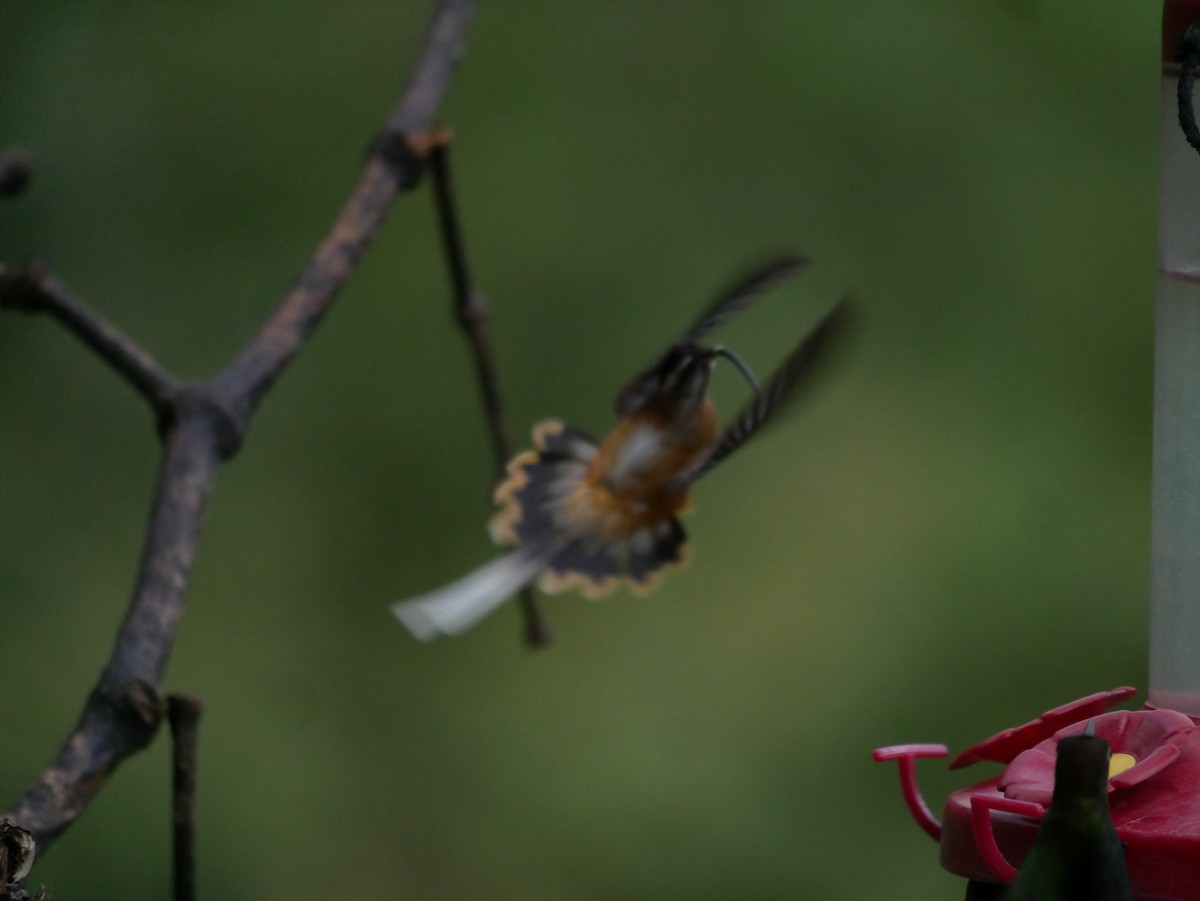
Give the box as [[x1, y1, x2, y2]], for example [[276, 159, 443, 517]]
[[0, 262, 180, 422], [427, 138, 552, 647], [427, 138, 512, 467], [1, 0, 482, 854], [167, 695, 203, 901]]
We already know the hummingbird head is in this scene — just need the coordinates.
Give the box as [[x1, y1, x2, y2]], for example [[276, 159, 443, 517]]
[[653, 345, 717, 421], [1051, 733, 1112, 807], [647, 344, 761, 421]]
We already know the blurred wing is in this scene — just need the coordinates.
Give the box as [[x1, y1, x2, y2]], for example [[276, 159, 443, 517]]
[[684, 297, 857, 483], [678, 254, 810, 347], [614, 254, 809, 417]]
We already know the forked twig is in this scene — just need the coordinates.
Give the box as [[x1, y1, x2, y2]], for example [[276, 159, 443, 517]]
[[0, 0, 481, 854]]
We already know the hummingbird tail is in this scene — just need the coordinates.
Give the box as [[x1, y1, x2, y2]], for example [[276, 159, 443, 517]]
[[539, 517, 689, 597], [489, 420, 599, 548], [492, 420, 690, 598], [391, 541, 560, 641]]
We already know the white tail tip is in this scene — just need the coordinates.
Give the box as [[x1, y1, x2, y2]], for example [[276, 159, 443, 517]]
[[391, 543, 557, 641]]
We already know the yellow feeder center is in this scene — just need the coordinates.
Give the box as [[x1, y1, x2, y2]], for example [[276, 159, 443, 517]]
[[1109, 752, 1137, 780]]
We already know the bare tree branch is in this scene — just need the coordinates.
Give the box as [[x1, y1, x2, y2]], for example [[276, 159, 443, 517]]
[[0, 0, 481, 853], [3, 415, 221, 846], [213, 0, 482, 425], [387, 0, 478, 136]]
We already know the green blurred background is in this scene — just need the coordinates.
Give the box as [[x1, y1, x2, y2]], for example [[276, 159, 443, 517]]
[[0, 2, 1156, 898]]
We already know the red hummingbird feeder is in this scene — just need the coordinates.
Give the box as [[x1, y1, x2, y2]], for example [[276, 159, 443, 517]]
[[874, 5, 1200, 898]]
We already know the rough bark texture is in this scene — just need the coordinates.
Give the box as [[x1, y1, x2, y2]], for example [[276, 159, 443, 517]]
[[0, 0, 481, 855]]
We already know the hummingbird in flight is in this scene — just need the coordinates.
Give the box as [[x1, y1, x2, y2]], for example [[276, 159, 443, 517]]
[[392, 255, 855, 640]]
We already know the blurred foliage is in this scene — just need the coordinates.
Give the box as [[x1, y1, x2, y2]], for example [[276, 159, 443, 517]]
[[0, 2, 1156, 899]]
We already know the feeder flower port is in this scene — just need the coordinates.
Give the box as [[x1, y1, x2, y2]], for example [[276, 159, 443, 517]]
[[873, 689, 1200, 895], [950, 687, 1138, 770], [1000, 707, 1193, 807]]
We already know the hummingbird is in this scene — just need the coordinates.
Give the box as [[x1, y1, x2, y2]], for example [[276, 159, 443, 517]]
[[392, 255, 854, 640], [1002, 729, 1132, 901]]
